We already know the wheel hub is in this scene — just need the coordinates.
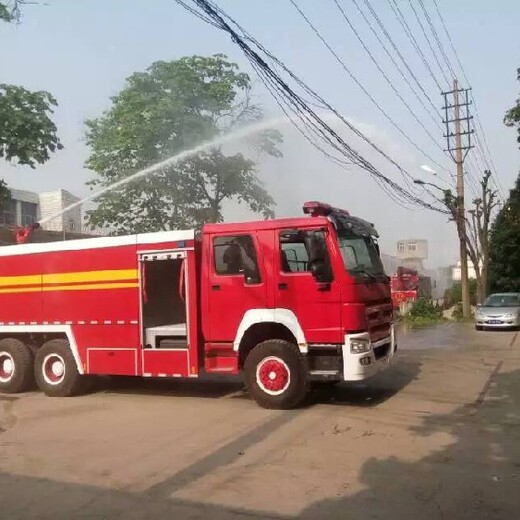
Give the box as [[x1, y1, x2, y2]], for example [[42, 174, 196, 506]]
[[257, 357, 290, 395], [0, 352, 14, 383], [51, 361, 64, 377], [43, 354, 65, 385]]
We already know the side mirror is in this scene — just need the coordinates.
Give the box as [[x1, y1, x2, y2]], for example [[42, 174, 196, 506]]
[[476, 303, 481, 308]]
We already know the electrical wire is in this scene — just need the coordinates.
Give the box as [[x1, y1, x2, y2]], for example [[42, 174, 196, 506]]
[[346, 0, 443, 131], [173, 0, 449, 213], [386, 0, 442, 92], [406, 0, 450, 88], [431, 0, 507, 201], [289, 0, 448, 183], [417, 0, 457, 80]]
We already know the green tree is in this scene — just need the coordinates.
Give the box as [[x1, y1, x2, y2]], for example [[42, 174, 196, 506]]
[[504, 68, 520, 145], [85, 55, 281, 234], [0, 84, 62, 167], [0, 1, 63, 214], [488, 173, 520, 292]]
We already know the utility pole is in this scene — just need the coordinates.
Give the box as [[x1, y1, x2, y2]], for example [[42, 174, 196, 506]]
[[442, 80, 474, 318]]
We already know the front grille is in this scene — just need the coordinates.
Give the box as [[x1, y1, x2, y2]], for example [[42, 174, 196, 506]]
[[374, 343, 390, 360], [365, 302, 393, 340]]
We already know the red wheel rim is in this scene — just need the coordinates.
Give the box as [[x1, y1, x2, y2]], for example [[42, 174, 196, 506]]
[[42, 354, 65, 385], [256, 356, 290, 395], [0, 352, 14, 383]]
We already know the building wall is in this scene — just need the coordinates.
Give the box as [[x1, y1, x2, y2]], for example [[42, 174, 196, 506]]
[[1, 188, 82, 233], [396, 239, 428, 261], [38, 190, 82, 233], [452, 260, 479, 281]]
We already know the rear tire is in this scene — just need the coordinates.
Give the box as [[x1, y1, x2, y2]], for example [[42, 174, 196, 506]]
[[34, 339, 85, 397], [244, 339, 308, 409], [0, 338, 34, 394]]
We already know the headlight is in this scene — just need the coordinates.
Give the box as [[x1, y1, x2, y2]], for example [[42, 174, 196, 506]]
[[503, 312, 516, 319], [351, 338, 370, 353]]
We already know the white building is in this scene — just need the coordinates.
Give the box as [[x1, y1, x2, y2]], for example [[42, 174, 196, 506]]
[[0, 188, 82, 233], [452, 259, 480, 281]]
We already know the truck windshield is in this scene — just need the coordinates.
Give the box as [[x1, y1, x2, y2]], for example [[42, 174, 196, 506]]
[[337, 231, 385, 276]]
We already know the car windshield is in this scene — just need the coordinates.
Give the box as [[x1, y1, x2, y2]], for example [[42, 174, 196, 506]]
[[483, 294, 520, 307], [337, 231, 385, 276]]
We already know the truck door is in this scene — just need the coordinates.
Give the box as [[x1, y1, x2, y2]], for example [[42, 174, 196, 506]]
[[207, 233, 266, 343], [275, 228, 342, 344], [139, 249, 197, 377]]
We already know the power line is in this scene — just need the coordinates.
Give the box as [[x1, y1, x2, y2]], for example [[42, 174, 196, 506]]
[[343, 0, 443, 132], [417, 0, 457, 80], [419, 0, 503, 199], [174, 0, 448, 213], [289, 0, 448, 178], [386, 0, 442, 92], [406, 0, 450, 88], [431, 0, 507, 200], [351, 0, 459, 174]]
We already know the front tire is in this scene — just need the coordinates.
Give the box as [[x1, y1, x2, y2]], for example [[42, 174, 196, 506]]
[[244, 339, 308, 409], [0, 338, 34, 394], [475, 325, 483, 331], [35, 339, 85, 397]]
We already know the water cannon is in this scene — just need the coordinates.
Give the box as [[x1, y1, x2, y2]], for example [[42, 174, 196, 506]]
[[14, 222, 40, 245], [303, 201, 350, 217]]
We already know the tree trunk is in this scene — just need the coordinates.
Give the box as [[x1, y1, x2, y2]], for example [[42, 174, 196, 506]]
[[476, 277, 485, 306]]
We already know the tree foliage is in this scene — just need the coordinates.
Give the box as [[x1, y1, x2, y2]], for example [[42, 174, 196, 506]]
[[0, 84, 63, 167], [504, 68, 520, 145], [489, 173, 520, 292], [85, 54, 281, 234], [0, 1, 62, 214]]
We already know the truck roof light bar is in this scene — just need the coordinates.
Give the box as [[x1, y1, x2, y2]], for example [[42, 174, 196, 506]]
[[303, 201, 350, 217]]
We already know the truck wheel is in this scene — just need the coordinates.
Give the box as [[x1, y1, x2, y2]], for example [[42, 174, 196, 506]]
[[0, 338, 34, 394], [34, 339, 84, 397], [244, 339, 308, 409]]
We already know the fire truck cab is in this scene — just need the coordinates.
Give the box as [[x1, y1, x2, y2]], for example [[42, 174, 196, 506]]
[[0, 202, 395, 409]]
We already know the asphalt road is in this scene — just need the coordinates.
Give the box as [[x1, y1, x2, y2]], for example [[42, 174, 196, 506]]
[[1, 323, 520, 519]]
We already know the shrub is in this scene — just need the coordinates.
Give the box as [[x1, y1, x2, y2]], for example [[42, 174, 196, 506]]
[[408, 298, 443, 321]]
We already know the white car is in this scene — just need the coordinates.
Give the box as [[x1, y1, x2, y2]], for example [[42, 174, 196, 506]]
[[475, 293, 520, 330]]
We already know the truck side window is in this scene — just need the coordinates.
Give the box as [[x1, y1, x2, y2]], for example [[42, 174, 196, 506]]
[[280, 230, 329, 274], [213, 235, 261, 283]]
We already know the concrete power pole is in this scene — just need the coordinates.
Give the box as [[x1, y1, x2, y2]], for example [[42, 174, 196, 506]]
[[442, 79, 474, 318]]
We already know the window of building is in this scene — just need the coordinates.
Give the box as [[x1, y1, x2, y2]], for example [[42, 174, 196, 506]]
[[0, 199, 17, 226], [21, 201, 37, 226], [397, 242, 406, 253], [213, 235, 260, 283], [407, 241, 417, 252]]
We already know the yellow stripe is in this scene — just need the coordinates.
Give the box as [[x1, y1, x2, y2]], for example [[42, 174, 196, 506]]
[[43, 269, 138, 285], [0, 282, 139, 294], [0, 274, 41, 287], [0, 269, 138, 288]]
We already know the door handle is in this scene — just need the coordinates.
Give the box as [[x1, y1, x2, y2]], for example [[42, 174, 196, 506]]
[[278, 283, 288, 290], [212, 284, 221, 291]]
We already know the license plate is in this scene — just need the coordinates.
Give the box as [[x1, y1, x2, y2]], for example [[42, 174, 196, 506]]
[[487, 320, 502, 324]]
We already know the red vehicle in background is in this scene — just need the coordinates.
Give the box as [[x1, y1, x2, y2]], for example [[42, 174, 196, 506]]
[[0, 202, 396, 409], [391, 266, 420, 308]]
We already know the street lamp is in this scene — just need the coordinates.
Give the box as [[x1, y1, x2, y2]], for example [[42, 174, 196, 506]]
[[413, 179, 447, 192], [419, 165, 456, 191]]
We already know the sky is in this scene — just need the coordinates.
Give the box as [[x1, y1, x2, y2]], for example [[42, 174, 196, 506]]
[[1, 0, 519, 267]]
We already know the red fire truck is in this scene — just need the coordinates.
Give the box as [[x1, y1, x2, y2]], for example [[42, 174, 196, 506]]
[[0, 202, 395, 409]]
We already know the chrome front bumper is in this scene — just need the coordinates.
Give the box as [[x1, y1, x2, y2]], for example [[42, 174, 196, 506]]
[[342, 325, 396, 381], [476, 317, 519, 329]]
